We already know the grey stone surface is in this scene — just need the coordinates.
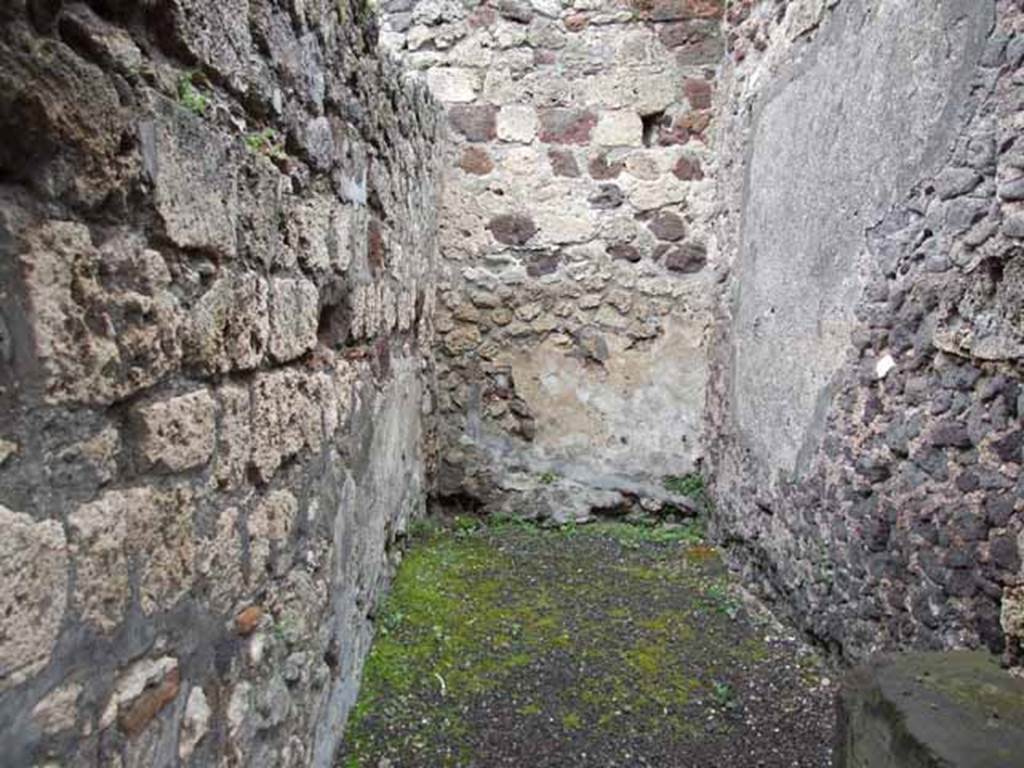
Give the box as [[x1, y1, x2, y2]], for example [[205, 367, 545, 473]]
[[730, 0, 994, 478], [837, 651, 1024, 767], [709, 0, 1022, 666], [0, 0, 442, 765]]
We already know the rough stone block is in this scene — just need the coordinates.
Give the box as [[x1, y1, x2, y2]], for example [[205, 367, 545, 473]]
[[69, 487, 194, 630], [496, 105, 539, 143], [269, 277, 319, 363], [0, 505, 67, 690], [287, 198, 354, 274], [459, 146, 494, 174], [184, 273, 270, 374], [448, 104, 498, 141], [664, 242, 707, 273], [648, 211, 687, 241], [248, 489, 299, 581], [837, 652, 1024, 767], [18, 222, 182, 405], [249, 369, 327, 483], [487, 213, 538, 245], [648, 0, 724, 22], [213, 383, 252, 490], [426, 67, 479, 102], [593, 110, 643, 147], [548, 147, 581, 177], [538, 108, 597, 144], [132, 389, 216, 473], [140, 104, 239, 259], [162, 0, 251, 86]]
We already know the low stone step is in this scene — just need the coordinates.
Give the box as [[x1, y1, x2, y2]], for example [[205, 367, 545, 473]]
[[838, 650, 1024, 767]]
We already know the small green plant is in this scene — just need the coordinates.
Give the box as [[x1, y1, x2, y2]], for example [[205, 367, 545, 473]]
[[702, 582, 741, 619], [177, 72, 209, 116], [710, 680, 735, 709], [662, 472, 705, 498], [452, 515, 480, 538], [245, 127, 287, 161], [406, 517, 440, 541], [538, 471, 558, 485]]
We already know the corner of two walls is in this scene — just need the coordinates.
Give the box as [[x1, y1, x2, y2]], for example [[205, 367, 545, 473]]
[[0, 1, 442, 765], [708, 0, 1024, 663], [379, 0, 727, 522]]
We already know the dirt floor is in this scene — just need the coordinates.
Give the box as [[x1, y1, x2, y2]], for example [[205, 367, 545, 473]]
[[339, 520, 837, 767]]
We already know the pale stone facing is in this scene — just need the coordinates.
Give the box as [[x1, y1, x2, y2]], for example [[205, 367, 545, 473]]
[[133, 389, 217, 473], [69, 487, 194, 630], [248, 489, 300, 581], [593, 110, 643, 147], [496, 105, 539, 143], [269, 277, 319, 363], [426, 67, 480, 102], [0, 505, 68, 690]]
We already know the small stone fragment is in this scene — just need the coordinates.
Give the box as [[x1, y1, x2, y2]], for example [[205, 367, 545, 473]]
[[235, 605, 264, 636]]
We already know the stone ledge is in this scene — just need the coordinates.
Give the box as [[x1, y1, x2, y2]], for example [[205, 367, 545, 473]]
[[838, 651, 1024, 768]]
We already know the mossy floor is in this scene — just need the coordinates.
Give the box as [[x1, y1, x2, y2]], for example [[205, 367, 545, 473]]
[[339, 521, 835, 767]]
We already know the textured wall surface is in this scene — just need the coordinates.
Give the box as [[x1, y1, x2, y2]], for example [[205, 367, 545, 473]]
[[379, 0, 725, 520], [709, 0, 1024, 662], [0, 1, 441, 765]]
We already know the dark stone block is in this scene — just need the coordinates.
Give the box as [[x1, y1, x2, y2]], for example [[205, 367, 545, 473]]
[[548, 148, 580, 177], [929, 423, 973, 449], [664, 242, 707, 273], [588, 183, 624, 209], [448, 104, 498, 142], [647, 210, 687, 241], [538, 108, 597, 145], [992, 430, 1022, 464], [487, 213, 537, 246]]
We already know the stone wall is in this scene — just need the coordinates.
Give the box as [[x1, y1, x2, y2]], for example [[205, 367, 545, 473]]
[[709, 0, 1024, 662], [379, 0, 725, 520], [0, 1, 441, 765]]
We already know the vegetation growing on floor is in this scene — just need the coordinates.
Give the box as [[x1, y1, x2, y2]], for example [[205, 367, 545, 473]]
[[340, 518, 830, 767]]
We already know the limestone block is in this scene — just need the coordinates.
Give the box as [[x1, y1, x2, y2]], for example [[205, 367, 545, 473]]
[[197, 506, 245, 611], [624, 176, 690, 210], [214, 383, 252, 490], [425, 67, 480, 102], [497, 105, 539, 143], [269, 277, 319, 363], [162, 0, 252, 88], [132, 389, 216, 473], [69, 487, 194, 630], [578, 70, 679, 113], [248, 489, 299, 581], [139, 104, 238, 259], [287, 198, 354, 274], [249, 370, 327, 483], [184, 273, 269, 374], [20, 222, 182, 405], [0, 505, 68, 690]]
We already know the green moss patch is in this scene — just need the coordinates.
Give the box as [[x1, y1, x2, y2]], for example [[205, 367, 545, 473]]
[[339, 522, 834, 767]]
